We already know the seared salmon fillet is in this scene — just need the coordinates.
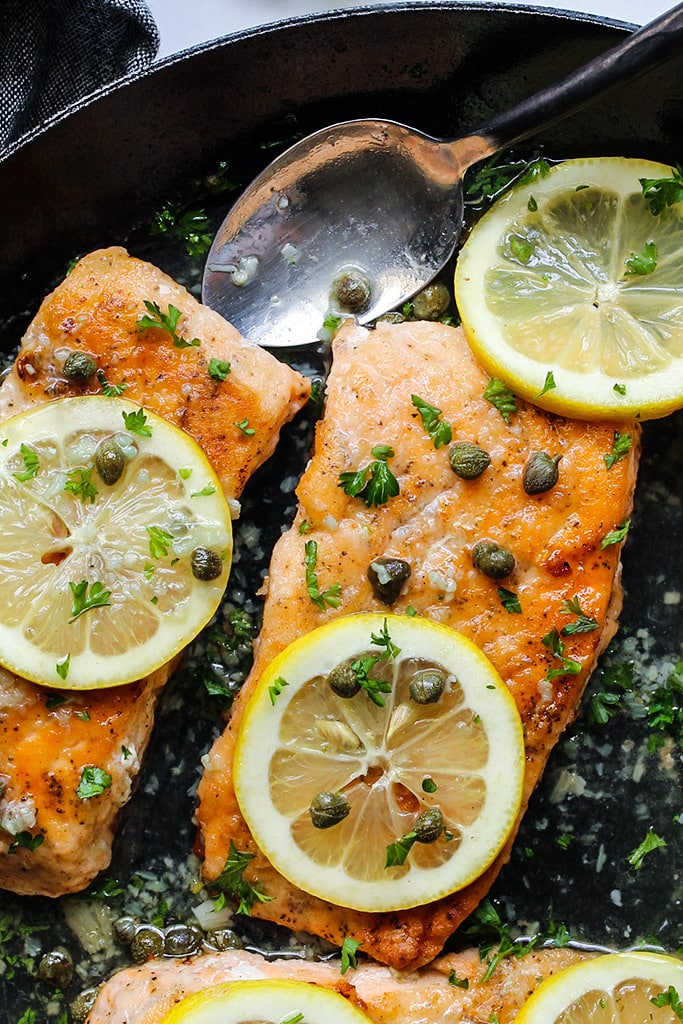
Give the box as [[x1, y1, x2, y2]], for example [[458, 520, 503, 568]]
[[0, 247, 311, 503], [85, 944, 590, 1024], [197, 320, 640, 970], [0, 249, 310, 896]]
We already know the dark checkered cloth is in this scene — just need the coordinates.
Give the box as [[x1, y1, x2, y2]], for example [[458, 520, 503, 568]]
[[0, 0, 159, 149]]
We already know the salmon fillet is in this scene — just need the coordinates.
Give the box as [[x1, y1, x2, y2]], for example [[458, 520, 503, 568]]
[[0, 249, 310, 897], [197, 319, 640, 971], [84, 944, 591, 1024]]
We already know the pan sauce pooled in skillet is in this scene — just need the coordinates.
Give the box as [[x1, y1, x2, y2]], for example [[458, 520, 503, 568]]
[[0, 248, 310, 897], [197, 318, 639, 972]]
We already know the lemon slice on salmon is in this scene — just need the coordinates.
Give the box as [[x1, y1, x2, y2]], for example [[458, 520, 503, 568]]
[[233, 612, 524, 913], [455, 157, 683, 420], [160, 980, 374, 1024], [0, 396, 232, 689], [516, 951, 683, 1024]]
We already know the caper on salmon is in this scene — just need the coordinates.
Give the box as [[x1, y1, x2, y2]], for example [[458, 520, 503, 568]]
[[63, 351, 98, 381], [327, 659, 361, 698], [523, 451, 562, 494], [191, 546, 223, 581], [472, 540, 515, 580], [449, 441, 491, 479], [367, 555, 411, 605], [309, 790, 351, 829], [95, 437, 126, 485], [409, 668, 447, 704], [413, 806, 445, 843]]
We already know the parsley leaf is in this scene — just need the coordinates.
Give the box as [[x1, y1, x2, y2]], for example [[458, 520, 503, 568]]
[[97, 369, 129, 396], [370, 619, 401, 659], [64, 467, 98, 504], [338, 444, 400, 507], [351, 655, 392, 707], [385, 829, 417, 867], [211, 840, 272, 915], [304, 540, 342, 610], [651, 985, 683, 1020], [13, 444, 40, 482], [77, 766, 113, 800], [497, 587, 522, 614], [536, 370, 556, 398], [208, 358, 231, 382], [627, 827, 667, 870], [136, 300, 201, 349], [9, 831, 45, 853], [411, 394, 452, 449], [147, 525, 174, 559], [234, 417, 256, 436], [647, 662, 683, 752], [604, 430, 632, 469], [151, 202, 214, 257], [624, 240, 658, 275], [560, 596, 599, 635], [122, 408, 152, 437], [68, 580, 111, 622], [639, 164, 683, 216], [55, 655, 70, 681], [586, 662, 635, 727], [542, 627, 582, 680], [484, 378, 517, 424], [268, 676, 289, 705], [340, 936, 362, 974], [601, 518, 631, 550]]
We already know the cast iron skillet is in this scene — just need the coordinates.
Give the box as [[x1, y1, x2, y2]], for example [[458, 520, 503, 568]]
[[1, 5, 682, 1021]]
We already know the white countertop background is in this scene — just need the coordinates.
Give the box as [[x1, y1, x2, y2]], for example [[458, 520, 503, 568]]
[[146, 0, 671, 60]]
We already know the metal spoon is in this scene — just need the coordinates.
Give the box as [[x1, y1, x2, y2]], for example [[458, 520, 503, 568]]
[[202, 3, 683, 348]]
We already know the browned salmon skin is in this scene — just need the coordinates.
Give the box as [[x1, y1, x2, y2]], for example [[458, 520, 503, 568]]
[[197, 319, 640, 971], [0, 249, 310, 896], [84, 944, 591, 1024]]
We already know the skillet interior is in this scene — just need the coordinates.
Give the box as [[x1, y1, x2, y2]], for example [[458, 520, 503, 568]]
[[0, 3, 682, 1019]]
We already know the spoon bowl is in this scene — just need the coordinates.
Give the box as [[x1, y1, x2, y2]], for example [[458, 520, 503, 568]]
[[202, 3, 683, 348]]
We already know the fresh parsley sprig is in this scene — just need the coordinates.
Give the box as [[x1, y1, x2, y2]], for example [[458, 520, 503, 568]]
[[542, 627, 582, 680], [304, 540, 342, 610], [604, 430, 632, 470], [211, 840, 272, 915], [640, 164, 683, 216], [68, 580, 111, 622], [560, 596, 599, 636], [136, 300, 201, 349], [411, 395, 452, 449], [338, 445, 400, 508]]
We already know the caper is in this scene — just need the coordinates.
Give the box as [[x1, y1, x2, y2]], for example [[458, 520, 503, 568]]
[[367, 555, 411, 605], [130, 924, 165, 963], [70, 987, 99, 1024], [523, 451, 562, 495], [331, 267, 372, 313], [205, 927, 244, 952], [408, 281, 450, 321], [413, 806, 445, 844], [309, 790, 351, 829], [113, 915, 138, 945], [472, 540, 515, 580], [449, 441, 491, 480], [95, 437, 126, 485], [191, 546, 223, 581], [37, 946, 73, 990], [164, 922, 203, 956], [376, 311, 405, 324], [409, 668, 447, 705], [63, 351, 98, 381], [328, 659, 361, 698]]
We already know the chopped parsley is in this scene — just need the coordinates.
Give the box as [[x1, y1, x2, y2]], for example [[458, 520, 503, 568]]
[[208, 358, 231, 382], [64, 467, 98, 504], [190, 484, 217, 498], [601, 518, 631, 550], [348, 621, 400, 708], [55, 655, 70, 681], [385, 829, 418, 867], [651, 985, 683, 1020], [483, 378, 517, 424], [13, 444, 40, 482], [147, 525, 174, 559], [136, 300, 201, 349], [338, 444, 400, 507], [234, 417, 255, 436], [624, 240, 658, 275], [68, 580, 111, 622], [77, 765, 113, 800], [340, 936, 362, 974], [586, 662, 635, 727], [560, 596, 599, 635], [122, 407, 152, 437], [448, 970, 470, 989], [8, 831, 44, 853], [542, 627, 582, 680], [536, 370, 556, 397], [411, 394, 452, 449], [268, 676, 289, 705], [497, 587, 522, 614], [304, 540, 342, 610], [211, 840, 272, 915], [639, 164, 683, 216], [647, 661, 683, 752], [604, 430, 632, 470], [151, 202, 214, 257], [97, 369, 129, 396], [627, 827, 667, 870]]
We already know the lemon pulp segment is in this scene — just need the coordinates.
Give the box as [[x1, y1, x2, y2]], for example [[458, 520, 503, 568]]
[[159, 979, 374, 1024], [455, 157, 683, 420], [0, 396, 232, 689], [234, 612, 524, 913], [516, 951, 683, 1024]]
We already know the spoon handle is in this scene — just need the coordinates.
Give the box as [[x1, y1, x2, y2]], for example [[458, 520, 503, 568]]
[[459, 3, 683, 166]]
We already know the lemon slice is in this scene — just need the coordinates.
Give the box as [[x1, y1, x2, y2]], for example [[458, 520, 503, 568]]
[[160, 980, 374, 1024], [455, 157, 683, 420], [516, 951, 683, 1024], [234, 612, 524, 912], [0, 396, 232, 689]]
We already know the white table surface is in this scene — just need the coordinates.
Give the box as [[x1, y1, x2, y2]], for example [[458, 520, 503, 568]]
[[146, 0, 671, 61]]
